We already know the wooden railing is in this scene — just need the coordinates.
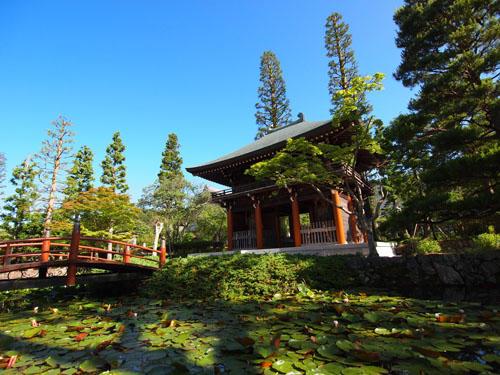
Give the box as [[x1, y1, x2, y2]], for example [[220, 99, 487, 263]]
[[0, 221, 167, 286], [300, 220, 337, 245]]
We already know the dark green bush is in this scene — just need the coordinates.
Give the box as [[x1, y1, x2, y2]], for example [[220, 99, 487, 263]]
[[141, 253, 356, 300]]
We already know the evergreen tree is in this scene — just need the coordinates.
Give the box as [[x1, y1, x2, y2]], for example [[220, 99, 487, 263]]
[[36, 115, 75, 229], [255, 51, 292, 139], [63, 145, 95, 201], [158, 133, 183, 180], [1, 156, 40, 239], [385, 0, 500, 230], [325, 12, 359, 114], [100, 132, 129, 194]]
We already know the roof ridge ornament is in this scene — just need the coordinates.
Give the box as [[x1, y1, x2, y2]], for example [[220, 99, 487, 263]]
[[268, 112, 306, 134]]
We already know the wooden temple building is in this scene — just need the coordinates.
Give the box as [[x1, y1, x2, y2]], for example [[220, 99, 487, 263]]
[[187, 116, 375, 251]]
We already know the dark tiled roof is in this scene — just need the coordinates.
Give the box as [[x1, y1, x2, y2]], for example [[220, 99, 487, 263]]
[[187, 119, 332, 173]]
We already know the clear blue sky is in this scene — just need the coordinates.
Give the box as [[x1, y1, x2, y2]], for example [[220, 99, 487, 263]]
[[0, 0, 413, 202]]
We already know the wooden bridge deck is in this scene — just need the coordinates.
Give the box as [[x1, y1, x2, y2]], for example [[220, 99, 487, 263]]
[[0, 223, 166, 290]]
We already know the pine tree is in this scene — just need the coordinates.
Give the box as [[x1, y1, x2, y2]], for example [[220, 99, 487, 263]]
[[255, 51, 292, 139], [63, 145, 95, 201], [100, 132, 129, 194], [36, 115, 75, 229], [158, 133, 183, 180], [385, 0, 500, 229], [1, 156, 40, 239]]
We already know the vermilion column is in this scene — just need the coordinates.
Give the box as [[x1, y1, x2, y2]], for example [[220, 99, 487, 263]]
[[347, 196, 358, 243], [255, 200, 264, 249], [66, 219, 81, 286], [332, 190, 346, 244], [291, 195, 302, 247], [227, 206, 233, 251]]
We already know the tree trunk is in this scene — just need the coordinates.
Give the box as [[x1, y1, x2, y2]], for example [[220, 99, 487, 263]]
[[44, 132, 65, 229], [153, 221, 164, 250]]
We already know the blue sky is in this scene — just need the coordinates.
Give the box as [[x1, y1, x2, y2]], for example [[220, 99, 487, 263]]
[[0, 0, 413, 202]]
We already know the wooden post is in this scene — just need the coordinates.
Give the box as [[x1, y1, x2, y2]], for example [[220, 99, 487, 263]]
[[227, 206, 233, 251], [254, 200, 263, 249], [66, 219, 81, 286], [124, 241, 131, 263], [291, 194, 302, 247], [39, 227, 51, 279], [332, 190, 346, 244], [347, 196, 358, 243], [160, 236, 166, 268], [3, 244, 11, 267]]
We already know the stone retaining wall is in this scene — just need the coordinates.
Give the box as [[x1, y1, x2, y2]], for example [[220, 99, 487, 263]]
[[346, 252, 500, 288]]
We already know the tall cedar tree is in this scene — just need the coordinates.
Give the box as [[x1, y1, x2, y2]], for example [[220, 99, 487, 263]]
[[384, 0, 500, 232], [63, 145, 95, 201], [1, 157, 40, 239], [36, 115, 75, 229], [0, 152, 6, 198], [255, 51, 292, 139], [158, 133, 183, 180], [100, 132, 129, 194], [325, 12, 359, 114], [248, 13, 385, 257]]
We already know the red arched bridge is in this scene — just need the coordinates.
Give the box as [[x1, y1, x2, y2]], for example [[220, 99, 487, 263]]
[[0, 222, 166, 291]]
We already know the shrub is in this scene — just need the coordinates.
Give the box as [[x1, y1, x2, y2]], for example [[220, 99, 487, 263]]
[[474, 226, 500, 250], [141, 253, 356, 300], [415, 238, 441, 254], [171, 241, 223, 257]]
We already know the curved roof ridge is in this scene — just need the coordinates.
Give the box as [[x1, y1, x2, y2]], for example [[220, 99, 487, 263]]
[[187, 119, 332, 173]]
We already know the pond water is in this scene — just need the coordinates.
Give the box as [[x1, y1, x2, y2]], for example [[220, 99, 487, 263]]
[[0, 285, 499, 374]]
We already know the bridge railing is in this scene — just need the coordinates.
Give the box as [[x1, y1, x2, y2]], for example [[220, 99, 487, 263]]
[[0, 221, 168, 285]]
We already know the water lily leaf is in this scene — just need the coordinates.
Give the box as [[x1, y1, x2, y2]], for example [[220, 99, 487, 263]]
[[255, 345, 277, 359], [236, 336, 255, 347], [482, 353, 500, 364], [271, 332, 282, 348], [361, 365, 389, 374], [341, 368, 366, 375], [319, 363, 345, 374], [75, 332, 89, 342], [352, 349, 380, 362], [272, 359, 295, 373], [80, 357, 108, 372], [412, 346, 441, 358], [436, 314, 465, 323], [336, 339, 356, 352], [22, 327, 41, 339], [317, 344, 341, 359], [172, 332, 190, 344], [23, 366, 47, 374], [462, 361, 493, 371], [306, 369, 331, 375], [0, 335, 14, 348]]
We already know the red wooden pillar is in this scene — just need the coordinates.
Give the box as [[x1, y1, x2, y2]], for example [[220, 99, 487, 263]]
[[291, 195, 302, 247], [255, 200, 263, 249], [274, 210, 282, 248], [66, 219, 81, 286], [332, 190, 346, 244], [347, 196, 358, 244], [159, 236, 166, 268], [124, 242, 131, 263], [3, 244, 11, 267], [227, 206, 233, 251], [39, 227, 51, 279]]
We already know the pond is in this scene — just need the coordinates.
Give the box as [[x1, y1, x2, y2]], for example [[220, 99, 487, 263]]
[[0, 284, 499, 374]]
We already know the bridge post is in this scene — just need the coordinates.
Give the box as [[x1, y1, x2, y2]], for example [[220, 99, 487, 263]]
[[3, 244, 11, 267], [160, 237, 166, 268], [39, 227, 51, 279], [124, 241, 131, 263], [66, 219, 81, 286]]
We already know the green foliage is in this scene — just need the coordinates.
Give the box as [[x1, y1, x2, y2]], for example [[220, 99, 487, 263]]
[[1, 158, 41, 239], [415, 238, 441, 254], [475, 226, 500, 250], [100, 132, 128, 193], [158, 133, 183, 180], [384, 0, 500, 231], [196, 203, 227, 242], [63, 145, 94, 201], [55, 186, 139, 238], [0, 152, 6, 197], [143, 253, 355, 299], [255, 50, 292, 139]]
